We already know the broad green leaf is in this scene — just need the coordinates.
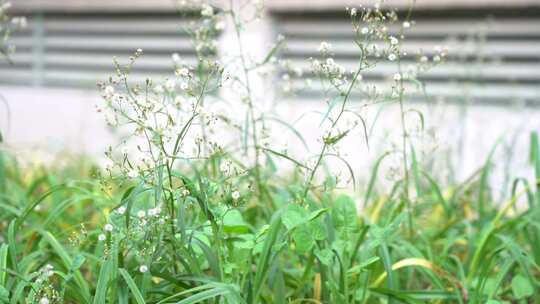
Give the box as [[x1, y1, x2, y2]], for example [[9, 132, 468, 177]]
[[282, 204, 307, 230], [315, 248, 333, 266], [511, 275, 534, 299], [292, 225, 315, 254], [332, 194, 358, 234], [307, 208, 329, 221], [0, 286, 8, 302], [308, 221, 327, 241], [223, 209, 250, 234]]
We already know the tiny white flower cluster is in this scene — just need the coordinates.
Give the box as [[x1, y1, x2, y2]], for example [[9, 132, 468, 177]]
[[98, 47, 225, 182], [231, 190, 241, 201], [43, 264, 54, 278], [0, 1, 26, 56], [416, 45, 449, 72], [311, 57, 348, 87], [278, 59, 303, 94], [31, 263, 60, 304], [220, 160, 234, 176], [318, 41, 332, 54], [184, 2, 223, 54]]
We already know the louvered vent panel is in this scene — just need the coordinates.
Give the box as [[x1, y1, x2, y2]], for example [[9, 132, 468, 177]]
[[0, 12, 206, 88], [273, 9, 540, 106]]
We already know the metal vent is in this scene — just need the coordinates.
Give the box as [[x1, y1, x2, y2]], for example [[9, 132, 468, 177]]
[[273, 8, 540, 106], [0, 12, 204, 88]]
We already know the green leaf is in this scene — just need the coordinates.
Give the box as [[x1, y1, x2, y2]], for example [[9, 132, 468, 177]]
[[315, 248, 333, 266], [252, 212, 282, 301], [332, 194, 358, 234], [93, 258, 112, 304], [282, 204, 307, 231], [177, 286, 230, 304], [118, 269, 146, 304], [307, 208, 329, 221], [0, 244, 7, 287], [0, 285, 9, 302], [223, 209, 250, 234], [347, 256, 380, 275], [309, 221, 328, 241], [511, 275, 534, 299], [292, 225, 315, 254], [71, 254, 86, 272]]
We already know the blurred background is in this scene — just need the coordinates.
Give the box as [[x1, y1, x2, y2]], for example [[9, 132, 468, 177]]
[[1, 0, 539, 189]]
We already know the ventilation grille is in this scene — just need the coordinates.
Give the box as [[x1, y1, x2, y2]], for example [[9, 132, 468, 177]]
[[273, 8, 540, 106], [0, 12, 205, 88]]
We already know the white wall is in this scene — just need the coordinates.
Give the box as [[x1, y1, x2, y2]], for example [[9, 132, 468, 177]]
[[1, 85, 538, 196]]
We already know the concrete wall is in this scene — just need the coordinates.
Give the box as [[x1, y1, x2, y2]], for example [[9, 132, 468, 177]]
[[11, 0, 540, 12]]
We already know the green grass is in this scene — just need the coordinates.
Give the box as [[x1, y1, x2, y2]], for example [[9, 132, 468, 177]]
[[0, 132, 538, 303]]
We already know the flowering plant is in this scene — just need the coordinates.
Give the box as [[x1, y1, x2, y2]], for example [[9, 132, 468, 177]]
[[0, 0, 26, 60]]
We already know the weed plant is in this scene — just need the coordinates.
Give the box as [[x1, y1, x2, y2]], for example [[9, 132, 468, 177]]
[[1, 1, 540, 303]]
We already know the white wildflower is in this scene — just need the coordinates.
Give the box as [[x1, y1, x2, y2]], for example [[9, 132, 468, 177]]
[[178, 67, 190, 77], [39, 298, 49, 304], [104, 86, 115, 98], [148, 207, 161, 217], [104, 224, 113, 232], [117, 206, 126, 215], [128, 169, 138, 178], [393, 73, 401, 81], [388, 53, 396, 61], [361, 27, 369, 35], [201, 4, 214, 17], [104, 159, 114, 171], [137, 210, 146, 218], [98, 234, 106, 241], [139, 265, 148, 273], [215, 21, 226, 31], [389, 36, 399, 45], [165, 79, 176, 92], [318, 41, 332, 53], [403, 21, 411, 28], [12, 17, 27, 28], [231, 190, 241, 201], [172, 53, 181, 63], [153, 85, 164, 94]]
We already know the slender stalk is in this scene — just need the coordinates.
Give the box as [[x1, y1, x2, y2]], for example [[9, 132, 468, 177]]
[[302, 48, 366, 201], [228, 1, 268, 205]]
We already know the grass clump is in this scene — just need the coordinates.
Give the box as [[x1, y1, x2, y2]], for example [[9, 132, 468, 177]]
[[1, 1, 540, 303]]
